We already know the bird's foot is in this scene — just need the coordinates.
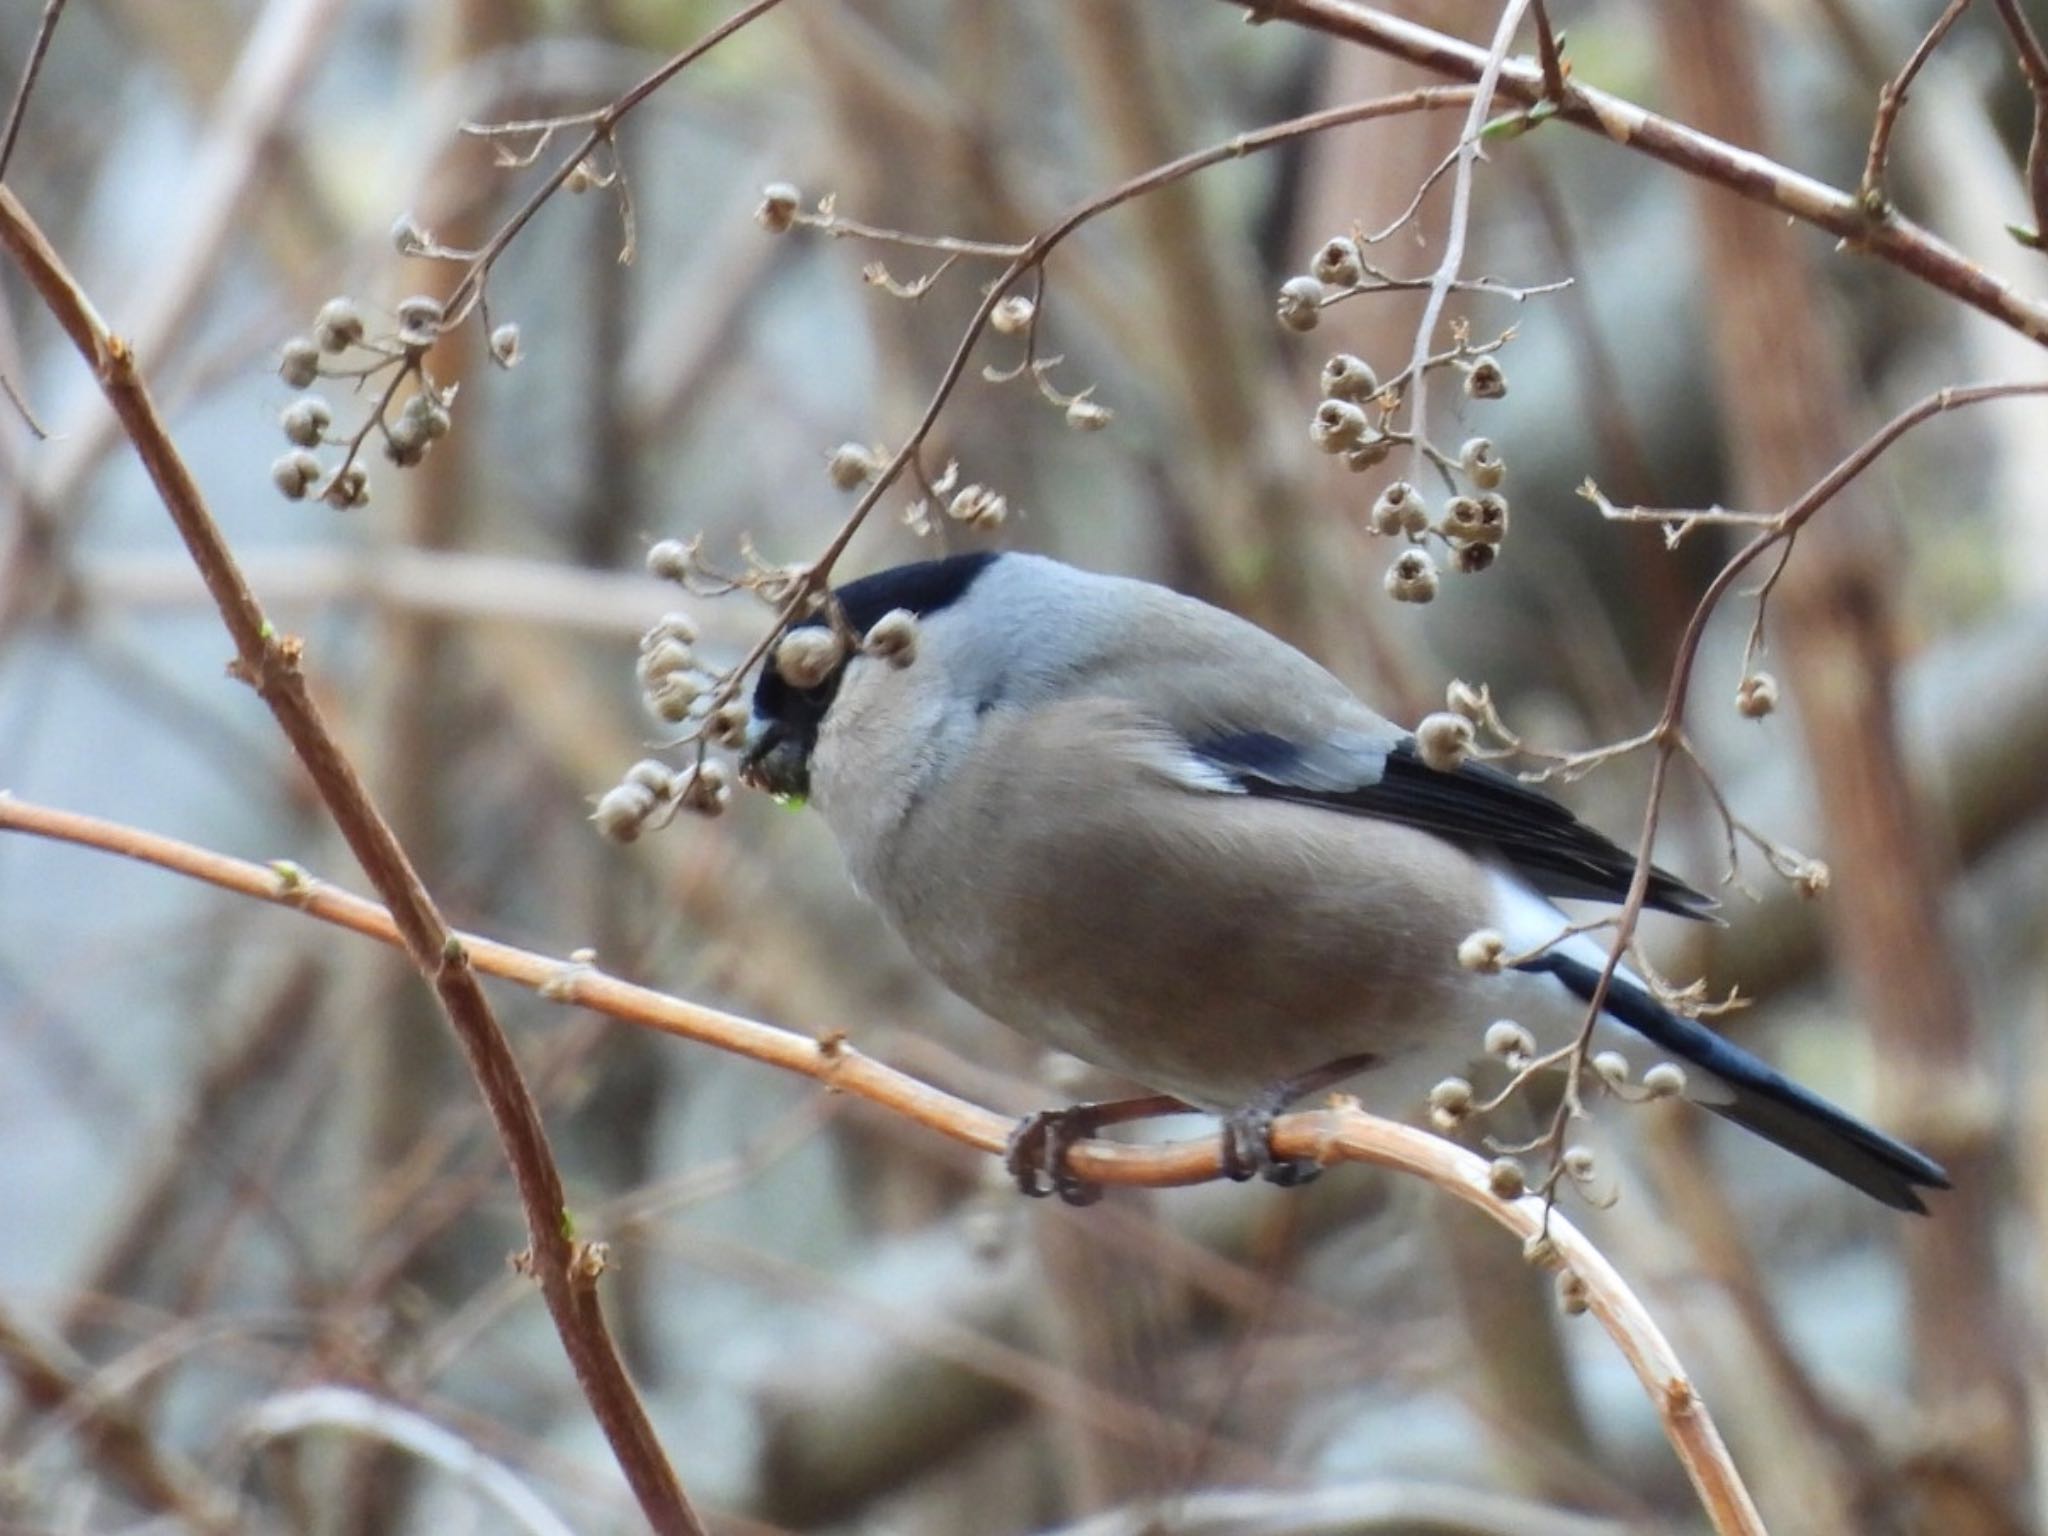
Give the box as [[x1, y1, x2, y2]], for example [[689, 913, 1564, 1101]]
[[1005, 1093, 1193, 1207], [1219, 1054, 1381, 1188], [1007, 1109, 1103, 1205]]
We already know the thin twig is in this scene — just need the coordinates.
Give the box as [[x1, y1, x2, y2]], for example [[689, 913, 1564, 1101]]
[[1993, 0, 2048, 246], [1403, 0, 1529, 486], [0, 791, 1764, 1534], [1531, 379, 2048, 1203], [0, 0, 66, 183], [440, 0, 793, 328], [692, 85, 1478, 713], [0, 186, 705, 1536], [1859, 0, 1971, 209], [1227, 0, 2048, 344], [1531, 0, 1567, 104]]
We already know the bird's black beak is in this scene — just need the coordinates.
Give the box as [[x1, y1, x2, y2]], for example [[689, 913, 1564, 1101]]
[[739, 719, 811, 800]]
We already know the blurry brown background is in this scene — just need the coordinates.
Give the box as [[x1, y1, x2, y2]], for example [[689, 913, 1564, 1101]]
[[2, 1, 2046, 1532]]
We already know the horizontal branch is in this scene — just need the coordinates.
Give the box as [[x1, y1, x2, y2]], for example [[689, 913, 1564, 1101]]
[[1231, 0, 2048, 346], [0, 792, 1763, 1536]]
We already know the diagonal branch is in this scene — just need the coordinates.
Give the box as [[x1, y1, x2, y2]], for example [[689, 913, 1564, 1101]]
[[1993, 0, 2048, 246], [0, 185, 705, 1536], [0, 0, 66, 182], [1226, 0, 2048, 346], [1859, 0, 1971, 210]]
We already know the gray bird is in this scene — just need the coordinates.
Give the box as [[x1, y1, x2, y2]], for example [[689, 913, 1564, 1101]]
[[740, 551, 1947, 1212]]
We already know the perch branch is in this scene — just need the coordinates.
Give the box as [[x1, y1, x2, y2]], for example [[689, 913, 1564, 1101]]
[[0, 793, 1765, 1536]]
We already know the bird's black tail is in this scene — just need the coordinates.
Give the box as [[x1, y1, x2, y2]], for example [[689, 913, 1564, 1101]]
[[1519, 952, 1950, 1214]]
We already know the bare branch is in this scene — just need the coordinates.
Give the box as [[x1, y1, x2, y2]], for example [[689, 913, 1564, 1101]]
[[1859, 0, 1971, 210], [0, 185, 706, 1536], [1993, 0, 2048, 246], [0, 790, 1765, 1535], [0, 0, 66, 182], [1227, 0, 2048, 345]]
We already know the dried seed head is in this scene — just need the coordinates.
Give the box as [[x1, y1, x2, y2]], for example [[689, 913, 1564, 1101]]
[[1444, 494, 1508, 547], [1452, 542, 1497, 574], [1487, 1157, 1527, 1199], [1311, 235, 1363, 289], [1483, 1018, 1535, 1058], [1737, 672, 1779, 719], [864, 608, 919, 667], [1643, 1062, 1687, 1099], [827, 442, 878, 491], [400, 391, 452, 441], [1384, 548, 1439, 603], [1275, 275, 1324, 332], [948, 484, 1007, 529], [1562, 1145, 1597, 1180], [1446, 678, 1489, 722], [776, 626, 846, 691], [1459, 436, 1506, 488], [565, 160, 599, 194], [1794, 859, 1831, 899], [322, 464, 369, 510], [489, 323, 523, 369], [644, 673, 703, 723], [592, 781, 658, 843], [1310, 398, 1370, 454], [636, 637, 696, 687], [624, 759, 678, 796], [279, 396, 331, 448], [271, 450, 322, 501], [678, 760, 731, 817], [646, 540, 692, 582], [1320, 353, 1378, 401], [1556, 1270, 1591, 1316], [1443, 495, 1485, 542], [395, 294, 444, 347], [1462, 357, 1508, 400], [313, 298, 364, 353], [391, 212, 430, 256], [1065, 396, 1113, 432], [1428, 1076, 1474, 1120], [756, 181, 801, 232], [1344, 433, 1392, 472], [642, 611, 697, 649], [990, 295, 1035, 335], [708, 699, 752, 749], [1462, 931, 1509, 975], [1370, 481, 1423, 538], [1415, 711, 1475, 773], [279, 337, 321, 389], [1593, 1050, 1631, 1087]]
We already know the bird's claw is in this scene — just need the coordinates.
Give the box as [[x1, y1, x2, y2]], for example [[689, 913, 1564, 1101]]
[[1006, 1109, 1104, 1206], [1219, 1106, 1322, 1187]]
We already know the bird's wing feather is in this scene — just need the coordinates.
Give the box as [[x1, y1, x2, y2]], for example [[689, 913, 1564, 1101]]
[[1191, 730, 1718, 921]]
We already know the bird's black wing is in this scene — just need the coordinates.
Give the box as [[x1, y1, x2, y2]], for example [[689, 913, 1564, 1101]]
[[1193, 730, 1718, 921]]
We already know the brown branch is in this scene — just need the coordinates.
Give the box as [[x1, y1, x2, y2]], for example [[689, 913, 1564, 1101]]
[[1226, 0, 2048, 345], [0, 1301, 234, 1533], [1993, 0, 2048, 246], [0, 792, 1765, 1535], [1530, 0, 1566, 104], [0, 0, 66, 182], [1859, 0, 1971, 210], [441, 0, 792, 327], [0, 186, 704, 1536]]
